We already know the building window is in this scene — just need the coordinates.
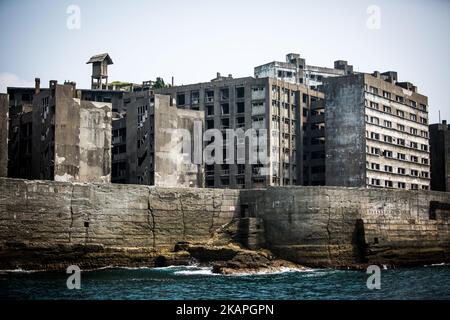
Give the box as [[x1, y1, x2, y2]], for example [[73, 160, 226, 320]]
[[422, 158, 429, 165], [397, 124, 405, 131], [398, 182, 406, 189], [371, 147, 380, 155], [411, 155, 418, 163], [371, 163, 380, 170], [177, 93, 185, 106], [410, 142, 418, 149], [384, 135, 393, 143], [369, 86, 378, 95], [206, 105, 214, 116], [206, 119, 214, 129], [397, 138, 405, 146], [370, 117, 379, 125], [236, 87, 245, 99], [411, 169, 419, 177], [220, 88, 229, 100], [421, 171, 429, 178], [205, 90, 214, 103], [410, 128, 418, 135], [191, 91, 200, 104], [384, 165, 393, 172], [383, 91, 391, 99], [370, 102, 379, 110], [411, 184, 419, 190], [383, 150, 393, 158], [397, 153, 406, 160], [396, 110, 405, 118], [237, 102, 245, 113], [384, 120, 392, 128], [385, 180, 393, 188], [398, 168, 406, 175], [221, 103, 229, 115], [370, 132, 380, 140], [383, 105, 391, 113], [371, 178, 381, 186]]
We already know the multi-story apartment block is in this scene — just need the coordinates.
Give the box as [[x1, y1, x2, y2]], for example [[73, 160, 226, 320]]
[[7, 79, 112, 182], [111, 91, 204, 187], [254, 53, 354, 90], [324, 71, 430, 190], [430, 121, 450, 192], [157, 73, 325, 188]]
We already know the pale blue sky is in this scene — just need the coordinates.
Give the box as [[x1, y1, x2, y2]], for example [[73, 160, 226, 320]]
[[0, 0, 449, 123]]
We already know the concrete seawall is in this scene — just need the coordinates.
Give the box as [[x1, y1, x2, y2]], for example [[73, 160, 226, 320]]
[[0, 177, 449, 270], [241, 187, 450, 267]]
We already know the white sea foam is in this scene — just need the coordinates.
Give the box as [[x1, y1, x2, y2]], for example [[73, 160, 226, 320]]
[[424, 262, 448, 267], [0, 268, 38, 274]]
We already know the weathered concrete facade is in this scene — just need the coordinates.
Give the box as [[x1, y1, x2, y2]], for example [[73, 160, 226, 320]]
[[157, 75, 325, 188], [430, 121, 450, 192], [7, 80, 112, 183], [0, 177, 449, 270], [324, 72, 430, 190], [6, 87, 35, 179], [0, 177, 239, 269], [241, 186, 450, 267], [254, 53, 354, 89], [0, 94, 8, 177], [111, 92, 204, 187]]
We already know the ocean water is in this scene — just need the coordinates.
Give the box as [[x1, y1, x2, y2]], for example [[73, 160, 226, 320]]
[[0, 265, 449, 300]]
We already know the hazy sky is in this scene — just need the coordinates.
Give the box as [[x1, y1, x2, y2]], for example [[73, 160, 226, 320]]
[[0, 0, 449, 123]]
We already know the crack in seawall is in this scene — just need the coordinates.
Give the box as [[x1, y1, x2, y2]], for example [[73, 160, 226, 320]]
[[325, 193, 332, 264], [147, 191, 156, 249], [179, 194, 186, 240], [69, 185, 75, 243]]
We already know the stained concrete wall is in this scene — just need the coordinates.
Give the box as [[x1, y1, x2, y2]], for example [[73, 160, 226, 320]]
[[0, 178, 239, 250], [154, 98, 204, 188], [1, 177, 448, 269], [31, 84, 111, 183], [54, 85, 112, 183], [430, 123, 450, 192], [241, 186, 450, 267], [323, 74, 367, 187], [0, 94, 8, 177]]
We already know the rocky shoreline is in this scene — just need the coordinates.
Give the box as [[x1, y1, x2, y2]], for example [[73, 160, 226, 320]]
[[0, 241, 307, 275]]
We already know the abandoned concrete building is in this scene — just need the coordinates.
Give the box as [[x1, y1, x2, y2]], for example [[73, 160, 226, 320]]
[[254, 53, 354, 90], [0, 94, 8, 177], [324, 71, 430, 190], [430, 120, 450, 192], [111, 91, 204, 187], [3, 53, 436, 191], [7, 79, 112, 182], [157, 74, 326, 188]]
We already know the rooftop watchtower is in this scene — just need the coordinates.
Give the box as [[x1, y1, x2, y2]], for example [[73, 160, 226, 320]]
[[86, 53, 113, 90]]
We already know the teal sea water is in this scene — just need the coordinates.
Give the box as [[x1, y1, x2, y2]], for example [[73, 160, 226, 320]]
[[1, 265, 449, 300]]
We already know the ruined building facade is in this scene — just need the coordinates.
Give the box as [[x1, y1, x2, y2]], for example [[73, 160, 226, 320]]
[[324, 72, 430, 190], [254, 53, 354, 90], [157, 74, 325, 188], [111, 92, 204, 187], [7, 79, 112, 182], [430, 121, 450, 192]]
